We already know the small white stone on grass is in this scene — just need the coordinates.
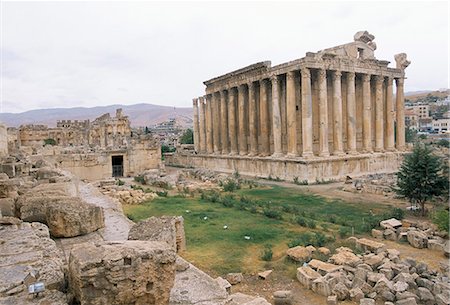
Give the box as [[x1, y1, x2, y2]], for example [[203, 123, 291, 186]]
[[223, 225, 228, 229], [244, 236, 251, 240], [203, 216, 208, 220]]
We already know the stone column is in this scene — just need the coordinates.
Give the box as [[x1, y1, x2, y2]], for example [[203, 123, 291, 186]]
[[396, 77, 406, 150], [228, 88, 238, 155], [237, 85, 248, 155], [220, 90, 228, 154], [374, 75, 384, 152], [301, 68, 314, 158], [385, 77, 395, 151], [362, 74, 372, 153], [318, 69, 329, 157], [271, 75, 283, 157], [332, 70, 344, 155], [212, 93, 221, 154], [192, 98, 200, 152], [248, 82, 258, 156], [206, 95, 214, 154], [198, 96, 207, 153], [286, 71, 298, 157], [346, 72, 357, 154], [259, 79, 270, 156]]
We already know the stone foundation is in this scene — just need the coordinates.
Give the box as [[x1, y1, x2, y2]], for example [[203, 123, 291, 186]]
[[166, 151, 405, 183]]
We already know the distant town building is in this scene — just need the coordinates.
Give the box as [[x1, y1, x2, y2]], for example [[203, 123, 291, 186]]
[[432, 118, 450, 133]]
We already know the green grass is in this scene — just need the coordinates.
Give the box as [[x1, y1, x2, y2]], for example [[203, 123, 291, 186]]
[[124, 185, 393, 276]]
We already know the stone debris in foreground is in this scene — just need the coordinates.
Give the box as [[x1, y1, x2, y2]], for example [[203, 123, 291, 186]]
[[0, 218, 66, 303], [69, 240, 176, 305]]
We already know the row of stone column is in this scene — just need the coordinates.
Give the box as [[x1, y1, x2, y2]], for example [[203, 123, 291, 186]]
[[193, 68, 405, 158]]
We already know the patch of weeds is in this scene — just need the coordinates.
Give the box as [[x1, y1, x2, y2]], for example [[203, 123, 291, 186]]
[[116, 179, 125, 186], [260, 244, 273, 261], [156, 190, 168, 197], [263, 209, 282, 220]]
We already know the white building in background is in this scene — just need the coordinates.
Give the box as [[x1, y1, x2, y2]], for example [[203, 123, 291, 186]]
[[432, 118, 450, 133]]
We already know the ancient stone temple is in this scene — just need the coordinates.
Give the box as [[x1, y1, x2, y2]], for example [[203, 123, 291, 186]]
[[174, 31, 410, 182]]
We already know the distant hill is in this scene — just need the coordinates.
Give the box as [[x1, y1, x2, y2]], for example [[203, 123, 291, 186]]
[[0, 103, 193, 128], [405, 89, 449, 102]]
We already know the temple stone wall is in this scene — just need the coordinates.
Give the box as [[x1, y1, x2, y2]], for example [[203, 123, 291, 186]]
[[181, 31, 410, 181]]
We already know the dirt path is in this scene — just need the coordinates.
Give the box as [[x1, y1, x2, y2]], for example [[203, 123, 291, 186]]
[[78, 182, 133, 241]]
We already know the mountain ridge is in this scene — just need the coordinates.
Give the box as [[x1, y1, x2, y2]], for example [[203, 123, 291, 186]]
[[0, 103, 193, 128]]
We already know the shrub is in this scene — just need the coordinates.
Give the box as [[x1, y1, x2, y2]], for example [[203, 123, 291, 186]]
[[437, 138, 449, 148], [306, 219, 316, 229], [329, 215, 337, 223], [223, 179, 240, 192], [288, 232, 332, 248], [134, 175, 145, 184], [339, 226, 352, 238], [260, 244, 273, 261], [433, 209, 449, 232], [293, 177, 308, 185], [296, 217, 307, 227], [263, 209, 282, 220], [43, 138, 57, 146], [221, 195, 235, 208], [156, 190, 168, 197], [116, 179, 125, 186], [390, 207, 405, 220]]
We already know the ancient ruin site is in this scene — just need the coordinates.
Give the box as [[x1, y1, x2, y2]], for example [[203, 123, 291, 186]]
[[1, 2, 449, 305]]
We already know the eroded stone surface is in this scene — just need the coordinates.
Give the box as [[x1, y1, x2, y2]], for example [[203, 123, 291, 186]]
[[69, 240, 176, 305]]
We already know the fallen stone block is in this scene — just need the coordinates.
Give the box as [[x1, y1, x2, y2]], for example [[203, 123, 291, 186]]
[[360, 298, 375, 305], [297, 266, 321, 289], [128, 216, 186, 253], [273, 290, 292, 305], [308, 259, 342, 276], [226, 273, 243, 285], [46, 202, 104, 237], [356, 238, 386, 254], [286, 246, 311, 262], [407, 231, 428, 249]]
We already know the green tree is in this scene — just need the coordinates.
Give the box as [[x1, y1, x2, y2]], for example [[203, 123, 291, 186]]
[[43, 138, 57, 146], [180, 128, 194, 144], [395, 143, 449, 216]]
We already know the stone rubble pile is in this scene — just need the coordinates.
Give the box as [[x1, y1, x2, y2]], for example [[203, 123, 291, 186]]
[[296, 237, 450, 305], [102, 185, 158, 205], [343, 173, 397, 196], [371, 218, 449, 257]]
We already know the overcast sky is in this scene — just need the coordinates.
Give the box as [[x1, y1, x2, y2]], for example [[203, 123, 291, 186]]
[[1, 1, 449, 113]]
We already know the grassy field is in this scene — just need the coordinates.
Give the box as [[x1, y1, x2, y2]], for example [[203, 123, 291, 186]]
[[124, 185, 398, 276]]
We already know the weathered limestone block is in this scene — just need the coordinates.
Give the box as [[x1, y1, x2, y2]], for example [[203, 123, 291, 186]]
[[129, 216, 186, 253], [286, 246, 312, 262], [0, 220, 65, 299], [407, 231, 428, 249], [380, 218, 402, 229], [273, 291, 292, 305], [226, 273, 243, 285], [297, 266, 321, 289], [359, 298, 375, 305], [427, 239, 446, 252], [0, 198, 15, 216], [356, 238, 386, 253], [372, 229, 383, 239], [308, 259, 342, 276], [311, 277, 332, 296], [329, 249, 361, 267], [170, 257, 229, 305], [35, 167, 64, 180], [46, 202, 104, 238], [69, 241, 176, 305]]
